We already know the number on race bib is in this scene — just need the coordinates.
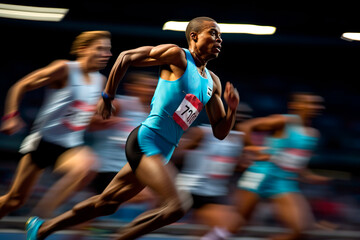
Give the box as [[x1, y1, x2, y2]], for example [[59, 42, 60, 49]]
[[63, 101, 96, 131], [173, 94, 203, 130]]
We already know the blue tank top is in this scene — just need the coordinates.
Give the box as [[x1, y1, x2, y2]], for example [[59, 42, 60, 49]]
[[142, 48, 214, 145], [265, 114, 319, 176], [247, 114, 319, 179], [263, 114, 318, 152]]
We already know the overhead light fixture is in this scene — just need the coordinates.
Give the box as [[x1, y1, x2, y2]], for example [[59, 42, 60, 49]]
[[219, 23, 276, 35], [163, 21, 276, 35], [0, 3, 68, 22], [341, 32, 360, 41]]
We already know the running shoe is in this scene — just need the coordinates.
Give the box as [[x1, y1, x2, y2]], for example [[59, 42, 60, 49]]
[[25, 216, 44, 240]]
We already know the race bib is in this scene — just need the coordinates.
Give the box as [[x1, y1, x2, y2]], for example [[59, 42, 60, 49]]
[[173, 94, 203, 130], [176, 173, 202, 191], [270, 148, 311, 172], [238, 171, 266, 190], [63, 100, 96, 131]]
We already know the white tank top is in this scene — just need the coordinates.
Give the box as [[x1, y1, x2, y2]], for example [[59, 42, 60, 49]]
[[29, 61, 103, 148], [176, 125, 244, 196]]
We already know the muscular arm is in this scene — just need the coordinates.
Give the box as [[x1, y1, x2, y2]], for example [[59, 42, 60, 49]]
[[236, 114, 287, 146], [299, 169, 331, 184], [1, 60, 68, 135], [3, 60, 68, 115], [206, 72, 239, 140], [104, 44, 186, 97]]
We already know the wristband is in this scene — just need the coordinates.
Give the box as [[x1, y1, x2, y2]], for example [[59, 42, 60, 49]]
[[2, 111, 19, 121], [102, 91, 114, 100]]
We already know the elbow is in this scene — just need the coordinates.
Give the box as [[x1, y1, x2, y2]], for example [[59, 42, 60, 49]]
[[10, 81, 27, 95], [118, 51, 132, 66], [109, 51, 132, 81], [211, 121, 232, 140], [215, 135, 226, 141], [113, 50, 134, 70], [213, 131, 228, 140]]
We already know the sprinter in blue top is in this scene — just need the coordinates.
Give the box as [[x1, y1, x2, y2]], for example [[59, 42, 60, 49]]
[[142, 48, 214, 147], [235, 92, 330, 240], [26, 17, 240, 240]]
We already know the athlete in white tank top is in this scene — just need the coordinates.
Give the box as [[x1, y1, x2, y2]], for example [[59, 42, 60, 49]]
[[0, 31, 112, 219], [21, 61, 103, 151]]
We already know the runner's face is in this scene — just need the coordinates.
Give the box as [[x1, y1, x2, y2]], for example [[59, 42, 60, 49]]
[[294, 94, 324, 117], [87, 38, 112, 70], [196, 21, 222, 59]]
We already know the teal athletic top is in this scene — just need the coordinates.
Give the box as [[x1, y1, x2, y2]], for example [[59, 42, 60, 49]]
[[242, 114, 319, 180], [142, 48, 214, 146], [264, 114, 318, 153], [237, 114, 319, 196], [262, 114, 319, 177]]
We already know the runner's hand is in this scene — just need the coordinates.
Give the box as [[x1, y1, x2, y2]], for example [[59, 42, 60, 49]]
[[224, 82, 239, 112], [97, 98, 113, 119], [0, 116, 26, 135]]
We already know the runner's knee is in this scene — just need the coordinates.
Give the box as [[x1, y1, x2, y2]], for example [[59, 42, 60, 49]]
[[163, 197, 188, 222], [72, 194, 119, 216], [93, 195, 121, 216]]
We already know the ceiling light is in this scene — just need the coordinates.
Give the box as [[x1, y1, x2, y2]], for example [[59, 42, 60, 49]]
[[163, 21, 276, 35], [341, 32, 360, 41], [0, 3, 68, 22], [163, 21, 188, 32], [219, 23, 276, 35]]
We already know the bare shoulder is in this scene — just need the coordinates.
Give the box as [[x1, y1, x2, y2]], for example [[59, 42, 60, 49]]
[[150, 44, 186, 67], [47, 59, 69, 69], [41, 59, 69, 78], [151, 44, 184, 58], [43, 60, 70, 87]]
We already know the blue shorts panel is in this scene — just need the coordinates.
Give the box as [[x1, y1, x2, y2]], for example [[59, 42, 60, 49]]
[[263, 176, 300, 198], [137, 125, 175, 164]]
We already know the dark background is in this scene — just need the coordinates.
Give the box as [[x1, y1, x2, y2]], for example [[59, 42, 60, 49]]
[[1, 1, 360, 175]]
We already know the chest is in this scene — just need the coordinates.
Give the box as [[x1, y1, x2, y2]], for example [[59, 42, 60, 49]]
[[67, 73, 102, 105]]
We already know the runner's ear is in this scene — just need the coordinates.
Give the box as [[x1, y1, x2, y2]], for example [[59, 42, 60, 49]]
[[190, 32, 198, 42]]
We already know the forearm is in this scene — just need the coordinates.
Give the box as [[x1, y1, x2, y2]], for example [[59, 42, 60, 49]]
[[104, 52, 132, 96], [212, 107, 236, 140], [104, 46, 155, 96], [4, 62, 66, 116], [3, 82, 26, 115], [300, 170, 331, 184], [88, 115, 123, 131]]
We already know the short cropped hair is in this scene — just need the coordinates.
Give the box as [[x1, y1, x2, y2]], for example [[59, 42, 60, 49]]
[[289, 92, 316, 103], [70, 30, 111, 56], [185, 16, 216, 45]]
